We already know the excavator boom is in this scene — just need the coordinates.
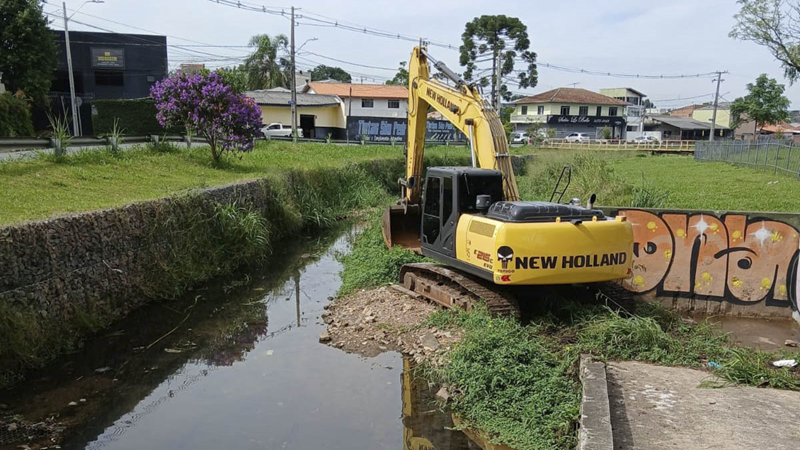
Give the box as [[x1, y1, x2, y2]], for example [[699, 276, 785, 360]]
[[384, 47, 519, 251]]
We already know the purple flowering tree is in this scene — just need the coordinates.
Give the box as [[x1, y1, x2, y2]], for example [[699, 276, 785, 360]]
[[150, 72, 262, 163]]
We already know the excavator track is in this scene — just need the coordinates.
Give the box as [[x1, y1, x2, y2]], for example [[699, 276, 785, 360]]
[[398, 263, 521, 319]]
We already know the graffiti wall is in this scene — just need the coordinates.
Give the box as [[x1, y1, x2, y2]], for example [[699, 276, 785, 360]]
[[604, 208, 800, 319]]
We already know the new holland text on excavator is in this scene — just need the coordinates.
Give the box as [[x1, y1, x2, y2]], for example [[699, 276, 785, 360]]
[[382, 46, 635, 318]]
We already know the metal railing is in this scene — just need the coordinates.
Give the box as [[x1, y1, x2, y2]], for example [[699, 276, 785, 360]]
[[694, 140, 800, 177], [541, 138, 697, 152], [0, 135, 467, 154]]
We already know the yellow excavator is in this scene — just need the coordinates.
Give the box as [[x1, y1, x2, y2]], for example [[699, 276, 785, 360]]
[[383, 46, 634, 317]]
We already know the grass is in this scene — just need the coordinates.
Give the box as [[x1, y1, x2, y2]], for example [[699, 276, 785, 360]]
[[0, 141, 482, 226], [419, 299, 800, 450], [516, 150, 800, 212]]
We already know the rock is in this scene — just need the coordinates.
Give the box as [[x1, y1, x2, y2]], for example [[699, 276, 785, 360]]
[[323, 304, 331, 310], [79, 398, 87, 403], [68, 401, 78, 407], [785, 340, 799, 347], [379, 346, 388, 351], [335, 342, 344, 349], [327, 296, 334, 301], [435, 387, 451, 402], [420, 333, 441, 351], [323, 315, 334, 325], [355, 325, 364, 332], [7, 423, 18, 432], [318, 332, 332, 343]]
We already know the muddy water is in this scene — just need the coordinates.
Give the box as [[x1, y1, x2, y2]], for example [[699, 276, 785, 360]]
[[0, 226, 478, 450]]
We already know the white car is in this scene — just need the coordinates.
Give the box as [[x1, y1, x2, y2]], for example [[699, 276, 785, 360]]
[[262, 123, 303, 138], [564, 132, 590, 143], [633, 135, 658, 143], [511, 132, 529, 144]]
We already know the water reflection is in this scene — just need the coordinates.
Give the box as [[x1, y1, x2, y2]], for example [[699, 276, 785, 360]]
[[0, 224, 482, 450]]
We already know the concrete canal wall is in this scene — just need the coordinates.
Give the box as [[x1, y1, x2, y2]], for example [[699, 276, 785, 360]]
[[602, 207, 800, 322]]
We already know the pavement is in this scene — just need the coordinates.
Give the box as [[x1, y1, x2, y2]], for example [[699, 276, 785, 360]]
[[606, 361, 800, 450], [0, 142, 191, 162]]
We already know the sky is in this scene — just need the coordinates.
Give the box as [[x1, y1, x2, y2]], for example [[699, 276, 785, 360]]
[[44, 0, 800, 109]]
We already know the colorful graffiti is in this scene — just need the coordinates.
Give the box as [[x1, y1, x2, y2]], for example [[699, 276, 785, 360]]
[[615, 210, 800, 310]]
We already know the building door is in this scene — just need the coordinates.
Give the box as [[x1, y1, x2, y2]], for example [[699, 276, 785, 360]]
[[300, 114, 315, 139]]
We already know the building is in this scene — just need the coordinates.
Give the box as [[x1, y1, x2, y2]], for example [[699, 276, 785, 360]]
[[302, 81, 408, 117], [600, 87, 647, 137], [244, 89, 346, 139], [668, 104, 706, 117], [510, 88, 628, 138], [178, 64, 205, 75], [691, 103, 731, 129], [49, 30, 168, 135], [301, 82, 414, 140], [644, 115, 732, 140]]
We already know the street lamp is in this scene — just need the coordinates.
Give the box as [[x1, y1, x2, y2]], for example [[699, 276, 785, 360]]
[[62, 0, 104, 136], [296, 37, 318, 54]]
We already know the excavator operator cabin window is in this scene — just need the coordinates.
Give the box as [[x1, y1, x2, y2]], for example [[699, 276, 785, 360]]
[[362, 99, 374, 108], [442, 176, 453, 222], [423, 177, 441, 245]]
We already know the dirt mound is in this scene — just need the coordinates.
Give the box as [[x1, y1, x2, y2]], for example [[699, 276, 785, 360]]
[[323, 286, 461, 365]]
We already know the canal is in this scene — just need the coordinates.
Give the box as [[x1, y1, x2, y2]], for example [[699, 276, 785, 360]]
[[0, 225, 480, 450]]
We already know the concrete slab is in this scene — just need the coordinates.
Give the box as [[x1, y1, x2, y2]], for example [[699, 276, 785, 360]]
[[579, 355, 613, 450], [607, 361, 800, 450]]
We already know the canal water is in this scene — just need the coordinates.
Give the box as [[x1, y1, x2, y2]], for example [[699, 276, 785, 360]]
[[0, 225, 480, 450]]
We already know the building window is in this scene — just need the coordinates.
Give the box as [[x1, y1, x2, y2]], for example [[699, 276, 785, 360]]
[[579, 106, 588, 116], [609, 107, 618, 116], [537, 105, 544, 115], [388, 99, 400, 109], [596, 106, 602, 116], [362, 99, 374, 108], [521, 106, 528, 115], [560, 105, 570, 115]]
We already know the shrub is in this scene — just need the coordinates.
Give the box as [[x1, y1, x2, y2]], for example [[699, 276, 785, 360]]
[[0, 93, 34, 137], [92, 98, 179, 135]]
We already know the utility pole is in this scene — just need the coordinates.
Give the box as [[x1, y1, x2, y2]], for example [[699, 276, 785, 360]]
[[494, 51, 502, 110], [63, 2, 81, 136], [290, 6, 298, 142], [709, 71, 725, 141]]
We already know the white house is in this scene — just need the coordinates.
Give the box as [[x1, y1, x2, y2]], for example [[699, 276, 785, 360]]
[[301, 81, 408, 119]]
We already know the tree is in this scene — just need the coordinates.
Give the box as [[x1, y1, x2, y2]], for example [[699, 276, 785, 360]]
[[310, 65, 351, 83], [151, 72, 263, 163], [459, 15, 538, 106], [215, 66, 249, 94], [642, 99, 656, 109], [244, 34, 290, 90], [729, 74, 790, 132], [385, 61, 409, 86], [730, 0, 800, 83], [0, 0, 57, 105]]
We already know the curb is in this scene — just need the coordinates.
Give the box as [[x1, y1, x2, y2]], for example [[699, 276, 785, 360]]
[[578, 354, 613, 450]]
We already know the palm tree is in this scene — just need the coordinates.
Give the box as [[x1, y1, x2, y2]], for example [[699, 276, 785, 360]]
[[244, 34, 290, 90]]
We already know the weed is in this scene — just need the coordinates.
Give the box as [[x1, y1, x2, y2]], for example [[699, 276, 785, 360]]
[[630, 173, 670, 208]]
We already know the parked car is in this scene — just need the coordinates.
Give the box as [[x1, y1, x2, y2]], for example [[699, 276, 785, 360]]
[[632, 135, 659, 143], [262, 123, 303, 139], [511, 132, 529, 144], [564, 132, 590, 143]]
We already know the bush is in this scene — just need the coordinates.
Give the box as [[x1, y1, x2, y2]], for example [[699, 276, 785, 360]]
[[92, 98, 179, 135], [0, 93, 34, 137]]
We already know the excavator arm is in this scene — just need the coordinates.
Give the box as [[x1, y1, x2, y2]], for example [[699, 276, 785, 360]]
[[383, 46, 519, 250], [402, 46, 520, 203]]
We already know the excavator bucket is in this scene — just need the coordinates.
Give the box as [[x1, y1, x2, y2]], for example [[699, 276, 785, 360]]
[[382, 204, 421, 253]]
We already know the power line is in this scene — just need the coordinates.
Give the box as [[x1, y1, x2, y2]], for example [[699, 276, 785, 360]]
[[299, 51, 396, 71]]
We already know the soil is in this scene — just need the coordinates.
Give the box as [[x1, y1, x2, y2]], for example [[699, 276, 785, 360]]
[[322, 286, 462, 366]]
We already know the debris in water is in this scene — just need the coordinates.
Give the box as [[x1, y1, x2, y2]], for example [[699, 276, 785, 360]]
[[266, 350, 274, 356], [7, 423, 18, 432], [68, 402, 78, 407], [708, 361, 722, 369], [785, 340, 799, 348], [436, 387, 451, 402], [772, 359, 797, 368], [164, 348, 183, 354], [94, 367, 112, 374], [79, 398, 86, 403]]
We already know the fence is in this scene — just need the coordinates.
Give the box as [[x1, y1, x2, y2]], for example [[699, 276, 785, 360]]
[[694, 140, 800, 178], [541, 138, 697, 152], [0, 135, 468, 155]]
